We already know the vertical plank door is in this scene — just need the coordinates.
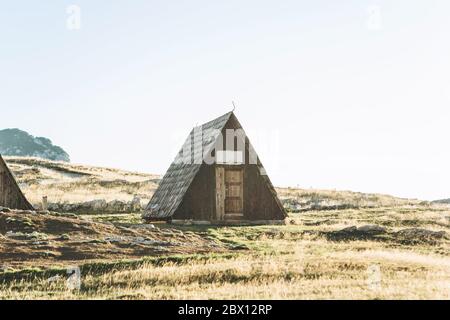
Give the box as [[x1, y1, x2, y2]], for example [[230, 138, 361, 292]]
[[224, 168, 244, 220]]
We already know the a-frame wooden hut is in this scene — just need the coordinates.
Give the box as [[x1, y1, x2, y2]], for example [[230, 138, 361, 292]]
[[143, 111, 287, 225], [0, 155, 34, 210]]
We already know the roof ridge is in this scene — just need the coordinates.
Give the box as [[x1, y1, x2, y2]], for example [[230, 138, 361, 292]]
[[198, 111, 233, 128]]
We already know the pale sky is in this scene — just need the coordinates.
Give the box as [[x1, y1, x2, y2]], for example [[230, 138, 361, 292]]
[[1, 1, 449, 200]]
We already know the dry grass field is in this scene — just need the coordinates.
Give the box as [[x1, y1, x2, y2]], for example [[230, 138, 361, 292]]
[[0, 157, 449, 299], [4, 157, 158, 205]]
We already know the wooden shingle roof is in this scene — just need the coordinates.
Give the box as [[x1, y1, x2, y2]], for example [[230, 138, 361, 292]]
[[143, 112, 233, 219]]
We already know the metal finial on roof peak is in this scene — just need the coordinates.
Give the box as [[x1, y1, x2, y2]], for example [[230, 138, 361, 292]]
[[231, 101, 236, 112]]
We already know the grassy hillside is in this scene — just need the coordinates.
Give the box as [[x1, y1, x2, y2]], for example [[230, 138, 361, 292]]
[[5, 156, 427, 212], [1, 205, 449, 299], [5, 157, 159, 207], [0, 157, 449, 299]]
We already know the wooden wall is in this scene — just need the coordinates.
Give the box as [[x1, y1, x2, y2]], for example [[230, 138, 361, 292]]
[[173, 164, 216, 220], [242, 164, 286, 220]]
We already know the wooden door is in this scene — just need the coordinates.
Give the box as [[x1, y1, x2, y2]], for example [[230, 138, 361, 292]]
[[224, 168, 243, 220], [215, 166, 244, 221]]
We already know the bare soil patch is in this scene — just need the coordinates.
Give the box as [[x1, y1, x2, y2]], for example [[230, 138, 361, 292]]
[[0, 209, 226, 270]]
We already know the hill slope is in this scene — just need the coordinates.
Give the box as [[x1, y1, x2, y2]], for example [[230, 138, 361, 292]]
[[5, 157, 159, 212], [433, 199, 450, 205], [0, 129, 70, 162], [4, 156, 428, 213]]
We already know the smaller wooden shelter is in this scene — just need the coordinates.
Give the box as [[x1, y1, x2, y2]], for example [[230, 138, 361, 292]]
[[0, 155, 34, 210]]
